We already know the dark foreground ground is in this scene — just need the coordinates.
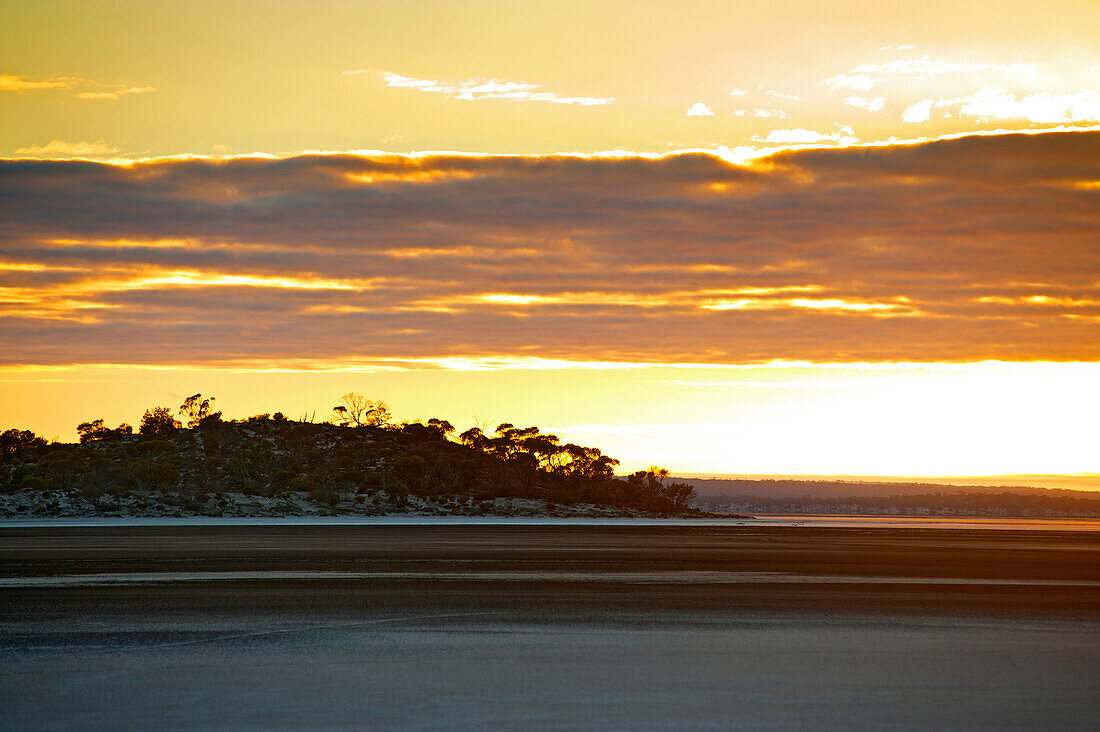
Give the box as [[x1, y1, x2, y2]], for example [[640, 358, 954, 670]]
[[1, 525, 1098, 729]]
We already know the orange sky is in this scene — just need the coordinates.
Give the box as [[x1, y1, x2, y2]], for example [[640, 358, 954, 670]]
[[1, 1, 1098, 480]]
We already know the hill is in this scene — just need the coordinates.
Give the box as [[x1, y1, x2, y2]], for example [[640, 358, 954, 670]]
[[682, 479, 1100, 518], [0, 407, 705, 518], [678, 477, 1085, 499]]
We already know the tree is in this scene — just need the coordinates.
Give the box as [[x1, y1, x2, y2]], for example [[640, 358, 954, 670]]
[[643, 466, 695, 505], [624, 467, 696, 508], [77, 419, 112, 443], [0, 429, 46, 458], [400, 418, 455, 442], [332, 393, 391, 427], [140, 407, 181, 436], [180, 394, 222, 429], [77, 420, 132, 443]]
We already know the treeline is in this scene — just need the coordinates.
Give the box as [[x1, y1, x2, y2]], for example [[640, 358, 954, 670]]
[[0, 393, 697, 514]]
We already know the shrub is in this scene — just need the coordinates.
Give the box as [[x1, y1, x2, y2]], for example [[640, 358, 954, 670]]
[[132, 439, 175, 456], [140, 407, 180, 437], [287, 475, 313, 492]]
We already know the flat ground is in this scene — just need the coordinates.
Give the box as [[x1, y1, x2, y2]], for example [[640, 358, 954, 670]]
[[1, 525, 1098, 729]]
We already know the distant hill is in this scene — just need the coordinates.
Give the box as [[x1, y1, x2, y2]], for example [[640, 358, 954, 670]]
[[680, 478, 1100, 518], [677, 477, 1095, 499]]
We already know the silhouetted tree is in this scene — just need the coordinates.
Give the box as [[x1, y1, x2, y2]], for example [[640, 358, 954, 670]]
[[332, 393, 391, 427], [0, 429, 46, 458], [401, 418, 455, 442], [77, 419, 112, 443], [139, 407, 181, 436], [77, 420, 132, 443], [180, 394, 222, 429]]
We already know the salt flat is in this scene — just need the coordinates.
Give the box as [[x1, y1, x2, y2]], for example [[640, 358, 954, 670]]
[[1, 524, 1097, 730]]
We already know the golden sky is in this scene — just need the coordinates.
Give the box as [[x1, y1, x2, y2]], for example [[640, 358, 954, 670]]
[[2, 1, 1098, 481]]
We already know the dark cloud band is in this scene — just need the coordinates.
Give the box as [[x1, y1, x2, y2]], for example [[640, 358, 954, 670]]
[[1, 131, 1098, 366]]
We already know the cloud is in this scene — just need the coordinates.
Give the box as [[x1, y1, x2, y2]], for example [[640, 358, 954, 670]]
[[852, 55, 1039, 77], [729, 88, 748, 97], [755, 127, 856, 144], [686, 102, 713, 117], [14, 139, 121, 156], [825, 74, 877, 91], [752, 107, 790, 119], [766, 90, 801, 101], [901, 99, 933, 123], [954, 87, 1100, 123], [0, 73, 76, 91], [349, 70, 614, 106], [827, 53, 1040, 94], [1, 131, 1098, 367], [844, 96, 886, 112], [0, 73, 154, 100], [74, 86, 155, 101]]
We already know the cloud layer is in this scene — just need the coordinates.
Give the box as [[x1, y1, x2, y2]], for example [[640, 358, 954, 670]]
[[1, 131, 1098, 368]]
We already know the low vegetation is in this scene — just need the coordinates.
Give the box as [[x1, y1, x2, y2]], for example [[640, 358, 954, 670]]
[[0, 393, 700, 517]]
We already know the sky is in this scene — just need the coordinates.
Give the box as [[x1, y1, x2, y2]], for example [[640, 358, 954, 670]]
[[2, 1, 1098, 483]]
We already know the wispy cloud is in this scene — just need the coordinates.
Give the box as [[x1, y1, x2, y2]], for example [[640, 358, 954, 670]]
[[852, 55, 1039, 78], [755, 126, 856, 144], [765, 90, 802, 101], [824, 73, 877, 91], [75, 86, 155, 101], [347, 70, 614, 106], [752, 107, 790, 119], [844, 96, 886, 112], [954, 87, 1100, 124], [14, 139, 120, 156], [0, 73, 154, 100], [826, 52, 1041, 93]]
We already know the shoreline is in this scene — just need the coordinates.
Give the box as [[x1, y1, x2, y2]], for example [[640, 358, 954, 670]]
[[0, 487, 724, 521], [7, 513, 1100, 531]]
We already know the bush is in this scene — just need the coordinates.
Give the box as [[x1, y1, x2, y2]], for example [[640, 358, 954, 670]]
[[287, 475, 313, 492], [132, 439, 175, 456], [139, 407, 180, 437], [20, 475, 48, 491]]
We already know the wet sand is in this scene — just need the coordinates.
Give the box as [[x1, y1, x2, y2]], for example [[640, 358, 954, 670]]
[[2, 525, 1098, 729]]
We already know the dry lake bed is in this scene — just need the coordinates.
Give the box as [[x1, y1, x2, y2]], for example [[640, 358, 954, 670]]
[[1, 521, 1098, 729]]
